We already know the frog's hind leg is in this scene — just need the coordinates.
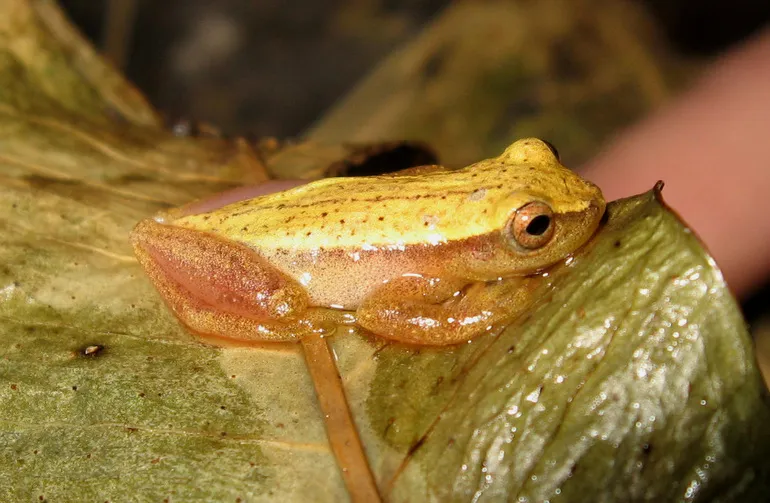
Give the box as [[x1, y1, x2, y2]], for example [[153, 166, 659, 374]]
[[131, 219, 310, 342], [300, 332, 382, 502], [356, 275, 539, 345]]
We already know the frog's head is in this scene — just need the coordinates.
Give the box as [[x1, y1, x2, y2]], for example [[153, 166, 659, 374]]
[[461, 138, 606, 277]]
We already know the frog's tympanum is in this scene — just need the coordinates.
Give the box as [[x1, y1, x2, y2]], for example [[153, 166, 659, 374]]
[[131, 138, 605, 346]]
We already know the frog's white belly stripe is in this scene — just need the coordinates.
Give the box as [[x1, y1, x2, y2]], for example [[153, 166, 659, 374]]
[[261, 247, 426, 309]]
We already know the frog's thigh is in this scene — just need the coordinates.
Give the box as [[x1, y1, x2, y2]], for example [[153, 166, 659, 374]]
[[356, 275, 532, 345], [132, 219, 310, 342]]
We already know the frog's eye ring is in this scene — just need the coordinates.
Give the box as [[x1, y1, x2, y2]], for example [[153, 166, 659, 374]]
[[542, 140, 560, 161], [508, 202, 555, 250]]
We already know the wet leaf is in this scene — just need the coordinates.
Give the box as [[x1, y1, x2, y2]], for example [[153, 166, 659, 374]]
[[0, 1, 767, 502], [365, 188, 770, 502]]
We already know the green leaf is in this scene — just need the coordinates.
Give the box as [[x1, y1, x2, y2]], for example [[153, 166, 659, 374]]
[[367, 188, 770, 502]]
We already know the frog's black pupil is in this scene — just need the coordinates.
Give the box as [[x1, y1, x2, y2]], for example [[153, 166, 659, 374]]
[[542, 140, 560, 161], [526, 215, 551, 236]]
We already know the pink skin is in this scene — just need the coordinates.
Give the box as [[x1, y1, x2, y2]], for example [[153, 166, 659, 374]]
[[182, 181, 306, 215], [581, 28, 770, 299], [185, 28, 770, 300]]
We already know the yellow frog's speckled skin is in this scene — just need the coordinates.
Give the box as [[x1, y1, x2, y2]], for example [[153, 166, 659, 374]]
[[131, 139, 605, 345]]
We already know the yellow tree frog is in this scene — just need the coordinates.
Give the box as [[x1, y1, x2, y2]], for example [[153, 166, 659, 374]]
[[131, 138, 605, 346]]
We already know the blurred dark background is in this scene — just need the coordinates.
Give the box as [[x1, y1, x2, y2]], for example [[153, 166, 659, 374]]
[[59, 0, 770, 138]]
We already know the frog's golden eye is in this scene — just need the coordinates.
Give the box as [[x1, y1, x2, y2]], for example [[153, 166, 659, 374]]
[[508, 201, 555, 250], [541, 140, 560, 161]]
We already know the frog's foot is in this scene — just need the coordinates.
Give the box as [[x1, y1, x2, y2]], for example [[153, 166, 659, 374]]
[[131, 219, 313, 342], [356, 274, 538, 345]]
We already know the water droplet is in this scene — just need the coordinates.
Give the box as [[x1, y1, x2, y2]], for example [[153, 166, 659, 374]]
[[525, 388, 541, 403]]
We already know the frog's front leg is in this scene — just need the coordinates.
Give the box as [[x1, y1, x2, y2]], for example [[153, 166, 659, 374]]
[[356, 274, 538, 345], [131, 219, 315, 342]]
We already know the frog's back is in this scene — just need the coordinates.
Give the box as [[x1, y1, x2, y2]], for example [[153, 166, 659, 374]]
[[175, 161, 571, 250]]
